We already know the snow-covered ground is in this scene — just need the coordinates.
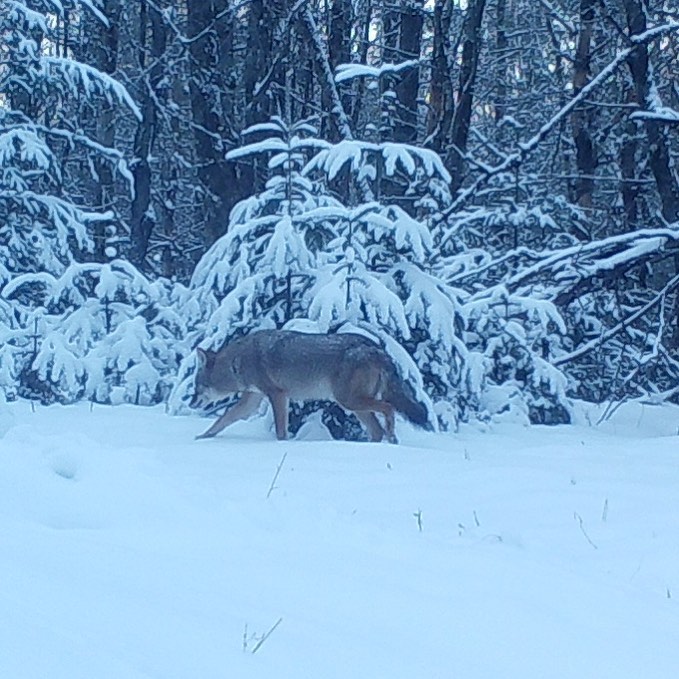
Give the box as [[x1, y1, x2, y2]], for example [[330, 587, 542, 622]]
[[1, 401, 678, 679]]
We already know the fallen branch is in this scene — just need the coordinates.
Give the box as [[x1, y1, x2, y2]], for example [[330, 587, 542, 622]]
[[554, 273, 679, 366], [251, 617, 283, 655], [266, 451, 288, 499], [574, 512, 598, 550]]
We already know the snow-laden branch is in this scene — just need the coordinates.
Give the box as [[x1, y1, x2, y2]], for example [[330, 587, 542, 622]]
[[504, 226, 679, 294], [44, 58, 142, 121], [304, 140, 451, 183], [334, 60, 420, 84], [515, 23, 679, 158], [0, 128, 57, 177], [536, 0, 577, 36], [226, 137, 330, 162], [631, 108, 679, 124], [6, 1, 49, 33], [75, 0, 109, 25], [2, 122, 133, 189], [447, 245, 543, 284], [301, 8, 358, 143], [1, 272, 59, 299]]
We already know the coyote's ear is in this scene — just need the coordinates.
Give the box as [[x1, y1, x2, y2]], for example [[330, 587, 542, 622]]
[[196, 348, 210, 369]]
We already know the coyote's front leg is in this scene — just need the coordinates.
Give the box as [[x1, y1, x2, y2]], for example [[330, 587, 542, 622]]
[[196, 391, 264, 439]]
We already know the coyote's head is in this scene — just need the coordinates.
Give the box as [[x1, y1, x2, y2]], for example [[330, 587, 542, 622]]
[[190, 348, 220, 408], [190, 346, 241, 408]]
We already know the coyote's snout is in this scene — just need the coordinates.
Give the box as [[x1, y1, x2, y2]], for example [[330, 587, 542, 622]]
[[191, 330, 429, 443]]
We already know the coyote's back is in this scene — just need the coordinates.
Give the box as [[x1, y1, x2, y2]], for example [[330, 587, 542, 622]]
[[191, 330, 429, 443]]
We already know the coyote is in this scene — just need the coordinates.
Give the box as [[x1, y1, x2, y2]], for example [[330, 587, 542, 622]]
[[190, 330, 429, 443]]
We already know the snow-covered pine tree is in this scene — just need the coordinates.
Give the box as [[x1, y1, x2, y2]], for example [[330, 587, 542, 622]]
[[435, 198, 576, 424], [189, 117, 337, 342], [302, 137, 465, 429], [0, 1, 138, 282], [2, 261, 194, 404], [333, 55, 578, 425], [460, 286, 570, 424], [177, 105, 577, 432], [68, 263, 189, 405], [174, 112, 466, 435], [170, 117, 343, 420], [0, 1, 152, 401]]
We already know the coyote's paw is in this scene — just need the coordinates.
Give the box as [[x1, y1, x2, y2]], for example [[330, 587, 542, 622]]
[[195, 431, 216, 440]]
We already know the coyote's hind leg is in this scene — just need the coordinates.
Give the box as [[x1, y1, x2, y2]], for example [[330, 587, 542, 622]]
[[339, 396, 397, 444], [267, 390, 290, 440], [354, 411, 385, 442]]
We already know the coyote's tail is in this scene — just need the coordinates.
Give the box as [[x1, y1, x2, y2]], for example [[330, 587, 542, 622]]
[[383, 364, 430, 429]]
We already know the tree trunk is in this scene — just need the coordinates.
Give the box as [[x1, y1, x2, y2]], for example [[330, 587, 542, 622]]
[[328, 0, 353, 130], [448, 0, 487, 194], [394, 1, 424, 143], [622, 0, 679, 352], [244, 0, 292, 124], [129, 1, 166, 269], [427, 0, 454, 151], [619, 83, 640, 231], [571, 0, 597, 210], [187, 0, 238, 247], [87, 0, 120, 261], [623, 0, 679, 223], [381, 2, 400, 64], [494, 0, 507, 127]]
